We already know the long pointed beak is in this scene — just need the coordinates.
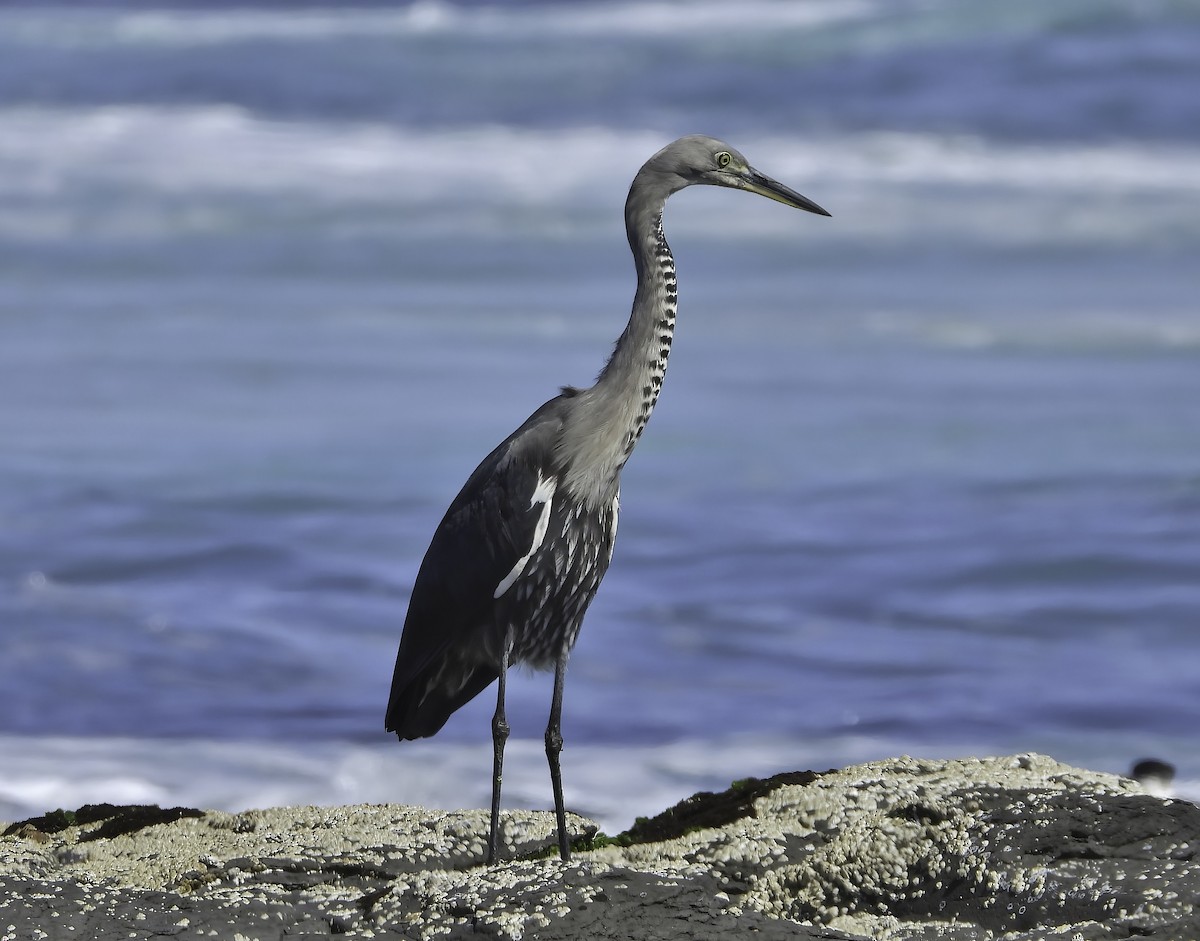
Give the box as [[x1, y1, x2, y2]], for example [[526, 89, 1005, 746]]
[[739, 167, 831, 217]]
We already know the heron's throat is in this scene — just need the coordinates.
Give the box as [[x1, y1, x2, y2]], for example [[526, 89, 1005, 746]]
[[619, 213, 677, 456], [558, 212, 678, 504]]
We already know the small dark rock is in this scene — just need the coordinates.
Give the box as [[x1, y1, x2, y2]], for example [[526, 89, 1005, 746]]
[[622, 770, 825, 844], [4, 804, 205, 841]]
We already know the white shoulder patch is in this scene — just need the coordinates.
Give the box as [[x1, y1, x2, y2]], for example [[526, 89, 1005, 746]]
[[493, 473, 557, 599], [606, 492, 620, 565]]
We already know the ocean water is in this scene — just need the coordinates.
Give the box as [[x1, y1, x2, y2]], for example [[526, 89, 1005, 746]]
[[2, 0, 1199, 830]]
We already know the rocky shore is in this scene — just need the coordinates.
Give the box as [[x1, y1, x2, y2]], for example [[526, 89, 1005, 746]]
[[2, 753, 1197, 940]]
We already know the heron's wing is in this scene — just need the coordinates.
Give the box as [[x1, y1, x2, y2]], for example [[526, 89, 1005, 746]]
[[386, 398, 566, 739]]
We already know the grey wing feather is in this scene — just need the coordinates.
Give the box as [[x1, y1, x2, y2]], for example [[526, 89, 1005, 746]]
[[385, 397, 567, 739]]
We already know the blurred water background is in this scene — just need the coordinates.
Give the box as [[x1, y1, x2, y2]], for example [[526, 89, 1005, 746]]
[[2, 0, 1199, 830]]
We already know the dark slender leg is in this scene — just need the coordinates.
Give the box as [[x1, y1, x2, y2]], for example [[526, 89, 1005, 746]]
[[488, 641, 511, 865], [545, 648, 571, 861]]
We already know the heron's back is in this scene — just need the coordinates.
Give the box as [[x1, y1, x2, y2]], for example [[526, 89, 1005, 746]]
[[500, 490, 618, 668]]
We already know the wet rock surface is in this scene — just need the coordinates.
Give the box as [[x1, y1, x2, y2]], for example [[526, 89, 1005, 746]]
[[2, 754, 1196, 940]]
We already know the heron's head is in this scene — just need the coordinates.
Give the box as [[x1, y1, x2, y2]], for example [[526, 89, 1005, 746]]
[[640, 134, 830, 217]]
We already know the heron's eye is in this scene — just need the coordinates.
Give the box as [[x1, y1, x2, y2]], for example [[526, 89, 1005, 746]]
[[715, 151, 732, 169]]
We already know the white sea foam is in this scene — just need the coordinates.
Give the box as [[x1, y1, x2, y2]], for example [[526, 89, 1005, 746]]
[[1, 108, 1197, 249], [4, 108, 1197, 202], [0, 108, 646, 205], [864, 310, 1200, 353], [3, 734, 1194, 834], [0, 733, 935, 833], [0, 1, 876, 48], [754, 131, 1200, 194]]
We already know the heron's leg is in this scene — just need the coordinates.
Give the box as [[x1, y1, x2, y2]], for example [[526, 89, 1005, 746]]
[[488, 637, 511, 865], [545, 646, 571, 862]]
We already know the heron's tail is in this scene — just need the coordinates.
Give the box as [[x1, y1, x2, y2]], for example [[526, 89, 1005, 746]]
[[385, 662, 498, 741]]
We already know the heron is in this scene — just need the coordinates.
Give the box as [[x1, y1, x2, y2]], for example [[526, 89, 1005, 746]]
[[386, 135, 829, 864]]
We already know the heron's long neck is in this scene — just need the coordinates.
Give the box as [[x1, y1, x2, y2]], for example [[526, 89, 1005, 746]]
[[557, 199, 677, 504], [600, 209, 677, 454]]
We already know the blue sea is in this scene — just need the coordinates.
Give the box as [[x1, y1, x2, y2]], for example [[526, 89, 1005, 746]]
[[2, 0, 1199, 831]]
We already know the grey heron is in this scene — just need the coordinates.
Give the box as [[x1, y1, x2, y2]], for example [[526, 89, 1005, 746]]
[[386, 135, 829, 863]]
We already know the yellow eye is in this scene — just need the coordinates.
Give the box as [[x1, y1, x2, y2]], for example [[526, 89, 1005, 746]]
[[715, 151, 731, 169]]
